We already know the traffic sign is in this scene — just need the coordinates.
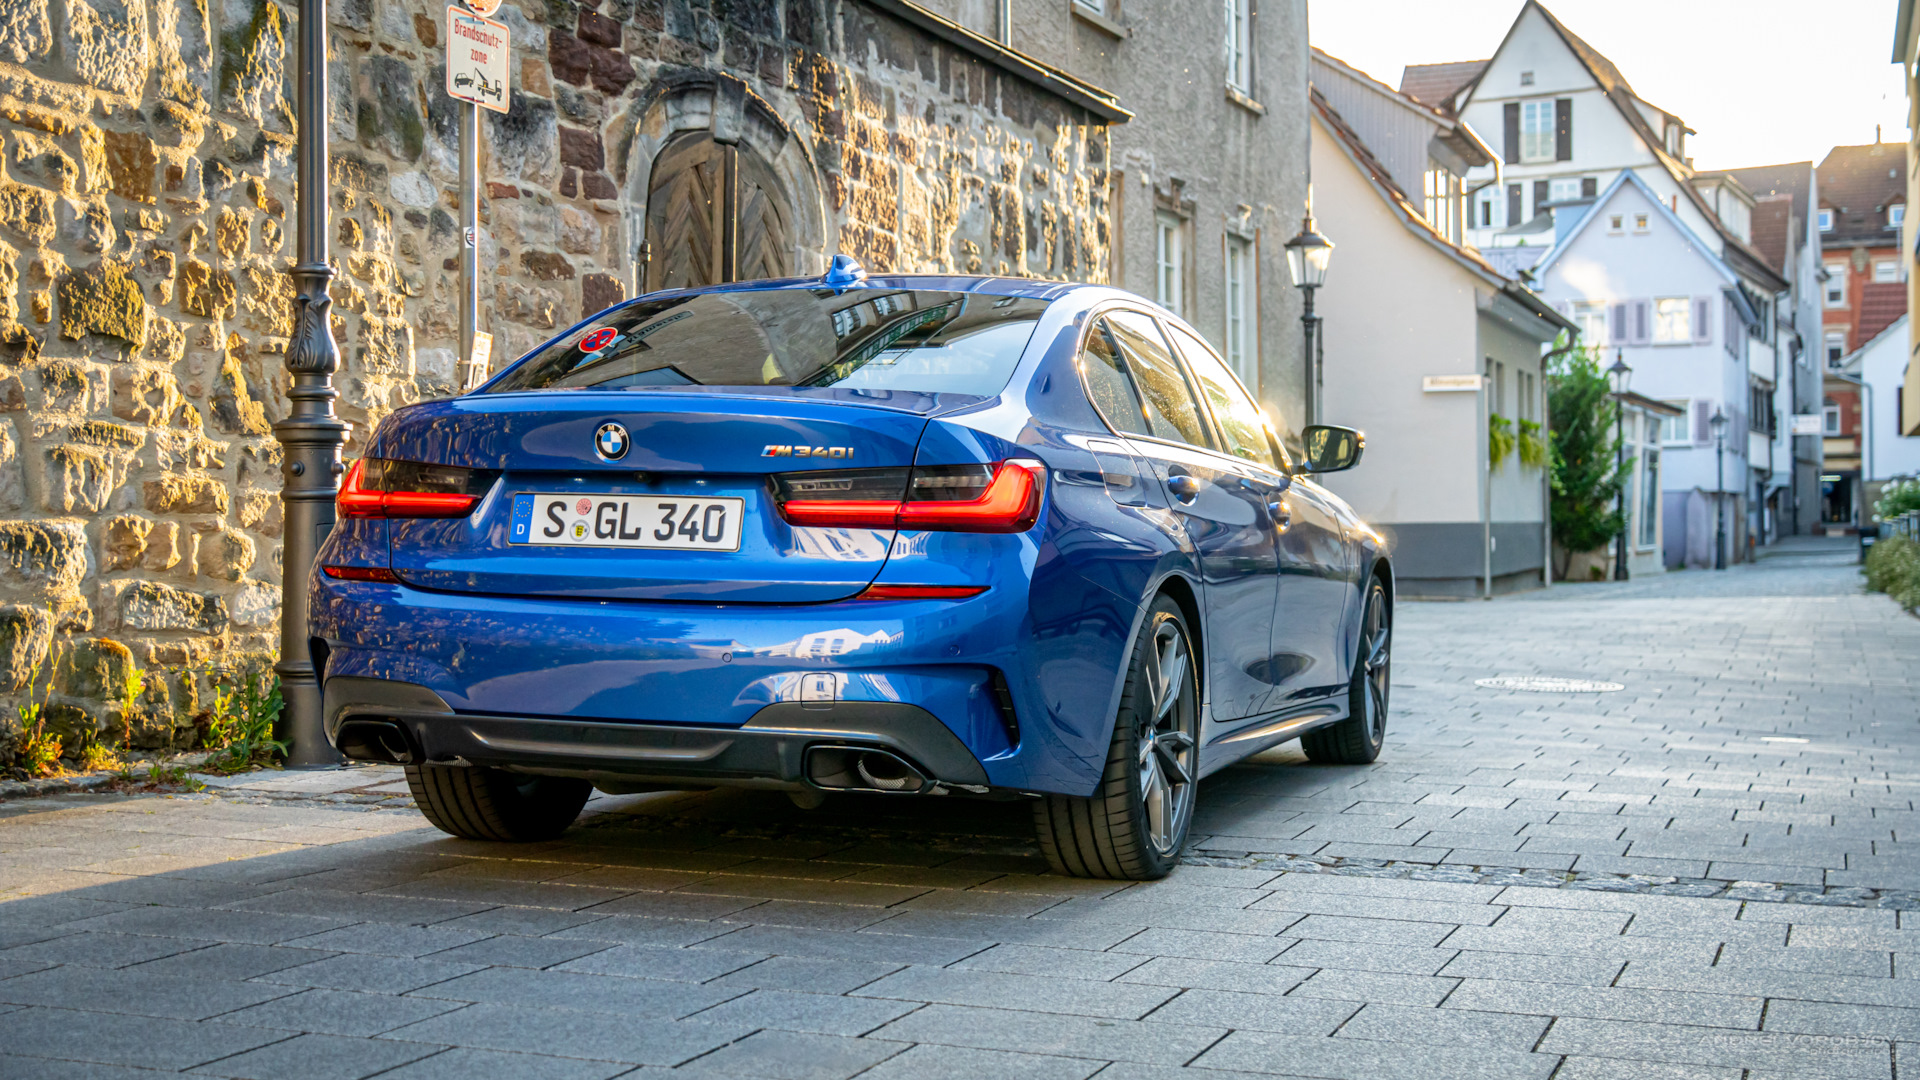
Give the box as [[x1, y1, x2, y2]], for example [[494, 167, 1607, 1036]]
[[446, 6, 510, 113], [462, 0, 503, 16]]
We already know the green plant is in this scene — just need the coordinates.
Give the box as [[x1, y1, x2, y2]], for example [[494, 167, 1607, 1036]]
[[117, 663, 146, 753], [1866, 533, 1920, 613], [1517, 418, 1547, 470], [14, 633, 62, 779], [1875, 478, 1920, 522], [198, 664, 286, 775], [1547, 341, 1628, 581], [1489, 413, 1515, 470], [77, 740, 120, 772]]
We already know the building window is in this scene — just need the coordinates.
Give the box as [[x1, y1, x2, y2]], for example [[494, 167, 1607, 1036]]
[[1609, 214, 1623, 231], [1223, 0, 1250, 92], [1874, 259, 1901, 283], [1571, 300, 1609, 346], [1824, 264, 1847, 308], [1480, 199, 1492, 228], [1817, 208, 1833, 231], [1652, 297, 1692, 344], [1823, 399, 1841, 435], [831, 307, 861, 338], [1155, 213, 1184, 317], [1825, 331, 1847, 367], [1225, 235, 1254, 386], [1424, 168, 1457, 241], [1659, 400, 1690, 444], [1520, 99, 1555, 163], [1075, 0, 1107, 11], [1638, 427, 1660, 548], [1893, 204, 1906, 228], [1633, 213, 1649, 231], [1520, 70, 1534, 86], [1749, 385, 1771, 434], [1548, 177, 1581, 203]]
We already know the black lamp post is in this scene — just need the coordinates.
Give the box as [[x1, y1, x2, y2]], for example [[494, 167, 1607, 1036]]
[[1710, 407, 1729, 571], [278, 0, 349, 765], [1606, 353, 1632, 581], [1283, 216, 1333, 427]]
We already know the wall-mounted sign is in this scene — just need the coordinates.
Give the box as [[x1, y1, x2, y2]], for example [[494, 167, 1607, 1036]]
[[1789, 414, 1825, 436], [1423, 375, 1483, 393], [446, 6, 510, 113]]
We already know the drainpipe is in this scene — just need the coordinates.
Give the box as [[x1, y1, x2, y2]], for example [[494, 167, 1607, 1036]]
[[996, 0, 1011, 44]]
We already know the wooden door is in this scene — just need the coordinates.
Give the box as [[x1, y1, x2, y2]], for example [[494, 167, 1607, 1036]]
[[644, 133, 793, 292]]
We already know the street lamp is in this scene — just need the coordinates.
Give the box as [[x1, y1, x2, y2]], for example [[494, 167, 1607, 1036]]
[[1710, 406, 1729, 571], [1606, 353, 1632, 581], [1283, 215, 1333, 426], [278, 0, 349, 765]]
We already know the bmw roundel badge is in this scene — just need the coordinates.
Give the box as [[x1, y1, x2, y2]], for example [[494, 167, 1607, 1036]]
[[593, 422, 630, 462]]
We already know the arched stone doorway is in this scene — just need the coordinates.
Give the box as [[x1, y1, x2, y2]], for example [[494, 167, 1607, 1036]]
[[643, 131, 795, 291], [620, 75, 827, 295]]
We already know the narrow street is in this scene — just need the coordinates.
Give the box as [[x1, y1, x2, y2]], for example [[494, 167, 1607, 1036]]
[[2, 538, 1916, 1080]]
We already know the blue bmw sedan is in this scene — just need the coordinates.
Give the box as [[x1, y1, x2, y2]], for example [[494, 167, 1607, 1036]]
[[310, 258, 1391, 880]]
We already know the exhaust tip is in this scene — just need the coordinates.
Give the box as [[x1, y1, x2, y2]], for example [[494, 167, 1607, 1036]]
[[334, 719, 417, 765], [805, 745, 931, 793]]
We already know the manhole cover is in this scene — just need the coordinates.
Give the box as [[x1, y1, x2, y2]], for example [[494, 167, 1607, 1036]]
[[1475, 676, 1624, 693]]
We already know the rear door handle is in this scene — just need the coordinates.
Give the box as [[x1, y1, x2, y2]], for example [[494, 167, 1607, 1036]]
[[1166, 474, 1202, 502]]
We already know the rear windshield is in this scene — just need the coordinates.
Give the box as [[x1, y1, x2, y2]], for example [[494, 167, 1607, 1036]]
[[485, 289, 1052, 398]]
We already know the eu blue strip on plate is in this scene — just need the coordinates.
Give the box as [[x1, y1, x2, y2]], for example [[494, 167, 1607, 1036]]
[[510, 493, 534, 543]]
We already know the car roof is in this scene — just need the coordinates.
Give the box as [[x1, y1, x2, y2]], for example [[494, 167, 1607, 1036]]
[[621, 273, 1120, 306]]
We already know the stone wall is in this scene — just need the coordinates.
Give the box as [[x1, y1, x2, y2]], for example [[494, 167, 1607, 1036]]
[[0, 0, 1112, 765]]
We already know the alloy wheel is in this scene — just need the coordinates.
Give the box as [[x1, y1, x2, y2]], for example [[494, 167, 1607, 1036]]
[[1137, 618, 1198, 855], [1360, 587, 1390, 742]]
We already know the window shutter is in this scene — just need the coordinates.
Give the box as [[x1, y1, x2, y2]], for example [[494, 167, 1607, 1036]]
[[1506, 183, 1522, 226], [1631, 299, 1651, 345], [1504, 103, 1521, 165], [1692, 297, 1711, 345], [1532, 179, 1549, 217], [1693, 400, 1712, 444], [1610, 302, 1628, 342], [1555, 99, 1573, 161], [1581, 177, 1597, 198]]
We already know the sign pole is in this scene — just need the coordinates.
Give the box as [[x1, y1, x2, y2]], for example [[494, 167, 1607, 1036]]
[[460, 98, 477, 383]]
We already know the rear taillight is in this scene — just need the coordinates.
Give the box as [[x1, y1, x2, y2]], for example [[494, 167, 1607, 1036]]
[[774, 461, 1045, 533], [338, 458, 499, 518], [855, 584, 988, 601]]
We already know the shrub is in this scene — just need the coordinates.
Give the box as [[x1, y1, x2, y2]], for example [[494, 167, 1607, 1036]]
[[1876, 478, 1920, 522], [1866, 533, 1920, 613]]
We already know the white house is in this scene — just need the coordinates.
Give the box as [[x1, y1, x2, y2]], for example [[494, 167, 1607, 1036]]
[[1843, 314, 1920, 501], [1309, 51, 1574, 597], [1529, 171, 1772, 569], [1403, 1, 1792, 567]]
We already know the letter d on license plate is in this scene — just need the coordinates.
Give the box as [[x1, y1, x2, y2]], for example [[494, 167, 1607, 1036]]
[[510, 493, 745, 551]]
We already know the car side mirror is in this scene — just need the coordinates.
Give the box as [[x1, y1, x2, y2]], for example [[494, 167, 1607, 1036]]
[[1299, 425, 1364, 474]]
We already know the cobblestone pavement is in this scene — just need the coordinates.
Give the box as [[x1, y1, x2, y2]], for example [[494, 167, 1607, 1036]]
[[2, 540, 1916, 1079]]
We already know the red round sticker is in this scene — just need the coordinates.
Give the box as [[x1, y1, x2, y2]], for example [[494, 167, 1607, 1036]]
[[579, 327, 618, 352], [575, 498, 592, 515]]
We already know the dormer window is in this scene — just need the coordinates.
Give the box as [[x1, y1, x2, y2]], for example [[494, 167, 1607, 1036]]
[[1520, 71, 1535, 86], [1818, 209, 1833, 231], [1892, 204, 1906, 229]]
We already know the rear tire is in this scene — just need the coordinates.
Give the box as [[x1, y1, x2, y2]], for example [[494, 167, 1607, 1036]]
[[405, 764, 591, 842], [1301, 577, 1391, 765], [1034, 596, 1199, 880]]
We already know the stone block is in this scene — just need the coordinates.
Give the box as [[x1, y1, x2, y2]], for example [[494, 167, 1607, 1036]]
[[55, 635, 133, 700], [229, 579, 278, 628], [102, 514, 151, 570], [212, 337, 271, 435], [101, 129, 157, 204], [64, 0, 151, 96], [0, 603, 53, 691], [581, 272, 622, 318], [521, 251, 575, 281], [193, 526, 253, 581], [179, 257, 235, 317], [0, 520, 87, 596], [111, 365, 183, 426], [111, 579, 227, 632], [0, 416, 21, 511], [142, 475, 228, 515], [237, 491, 281, 538], [42, 444, 114, 514], [143, 519, 180, 570], [558, 126, 603, 171], [220, 0, 293, 132], [58, 261, 146, 345], [0, 183, 55, 246]]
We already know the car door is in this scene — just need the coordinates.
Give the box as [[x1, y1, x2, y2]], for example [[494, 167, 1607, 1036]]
[[1098, 310, 1281, 722], [1269, 474, 1356, 703], [1159, 323, 1300, 715]]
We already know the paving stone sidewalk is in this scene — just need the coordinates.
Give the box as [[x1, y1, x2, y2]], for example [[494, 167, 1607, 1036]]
[[2, 540, 1916, 1079]]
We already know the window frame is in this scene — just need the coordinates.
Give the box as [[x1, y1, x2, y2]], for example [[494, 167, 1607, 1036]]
[[1651, 296, 1692, 344], [1658, 399, 1691, 445], [1893, 204, 1906, 229], [1155, 212, 1186, 318], [1095, 306, 1218, 452], [1223, 0, 1251, 93], [1874, 259, 1900, 283], [1823, 263, 1847, 309], [1825, 330, 1848, 368], [1823, 401, 1841, 435], [1571, 300, 1609, 346], [1162, 317, 1286, 475], [1519, 99, 1555, 163], [1224, 233, 1256, 388], [1817, 208, 1834, 232]]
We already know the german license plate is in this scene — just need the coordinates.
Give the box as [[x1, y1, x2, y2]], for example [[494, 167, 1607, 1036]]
[[509, 493, 745, 551]]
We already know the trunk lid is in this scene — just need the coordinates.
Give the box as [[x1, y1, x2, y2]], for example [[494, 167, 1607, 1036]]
[[375, 390, 938, 603]]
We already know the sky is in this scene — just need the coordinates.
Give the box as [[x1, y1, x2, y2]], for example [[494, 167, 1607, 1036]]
[[1311, 0, 1908, 171]]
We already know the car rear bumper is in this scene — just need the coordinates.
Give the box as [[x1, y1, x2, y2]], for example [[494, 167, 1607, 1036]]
[[324, 675, 995, 793]]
